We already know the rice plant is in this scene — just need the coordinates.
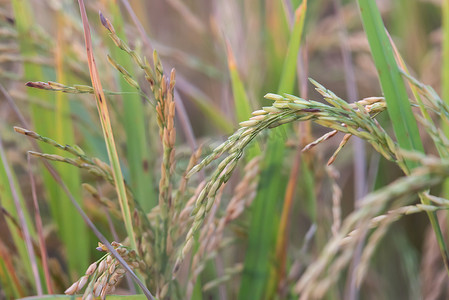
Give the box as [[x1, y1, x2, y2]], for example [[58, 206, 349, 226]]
[[2, 1, 449, 300]]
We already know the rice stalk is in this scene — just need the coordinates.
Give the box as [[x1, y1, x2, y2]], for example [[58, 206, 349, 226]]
[[25, 80, 145, 98], [103, 1, 157, 213], [78, 0, 137, 253], [357, 0, 449, 276], [175, 80, 391, 276], [244, 2, 308, 296], [226, 40, 260, 160], [64, 242, 146, 298], [14, 127, 117, 186]]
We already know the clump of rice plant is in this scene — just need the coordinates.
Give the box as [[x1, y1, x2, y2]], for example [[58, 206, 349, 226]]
[[5, 1, 449, 300]]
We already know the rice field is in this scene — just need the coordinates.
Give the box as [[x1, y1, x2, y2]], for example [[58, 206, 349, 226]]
[[1, 0, 449, 299]]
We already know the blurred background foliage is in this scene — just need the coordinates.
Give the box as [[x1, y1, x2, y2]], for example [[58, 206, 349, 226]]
[[0, 0, 448, 299]]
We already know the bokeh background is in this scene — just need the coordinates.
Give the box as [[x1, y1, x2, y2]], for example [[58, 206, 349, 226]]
[[0, 0, 448, 299]]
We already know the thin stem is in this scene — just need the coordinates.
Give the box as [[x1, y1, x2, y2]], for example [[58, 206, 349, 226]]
[[78, 0, 137, 252], [27, 154, 53, 294]]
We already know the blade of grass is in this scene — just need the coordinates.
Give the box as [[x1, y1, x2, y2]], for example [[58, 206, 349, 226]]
[[54, 11, 89, 278], [269, 145, 303, 299], [226, 40, 253, 123], [11, 0, 67, 280], [238, 2, 307, 299], [357, 0, 449, 275], [226, 40, 260, 160], [387, 33, 446, 156], [278, 2, 307, 94], [105, 0, 156, 212], [77, 0, 137, 252], [357, 0, 423, 164], [264, 0, 291, 93]]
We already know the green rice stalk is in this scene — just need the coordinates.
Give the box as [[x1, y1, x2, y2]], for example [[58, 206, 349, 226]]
[[269, 3, 314, 294], [226, 40, 260, 159], [64, 241, 146, 298], [13, 127, 122, 186], [240, 2, 308, 298], [104, 1, 156, 212], [8, 66, 150, 297], [11, 0, 83, 279], [278, 1, 307, 94], [77, 0, 137, 252], [264, 0, 291, 92], [54, 12, 89, 278], [357, 0, 423, 164], [153, 68, 177, 292], [356, 0, 449, 275], [182, 81, 388, 298], [387, 33, 432, 123]]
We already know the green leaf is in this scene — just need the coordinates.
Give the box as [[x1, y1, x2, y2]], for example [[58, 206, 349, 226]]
[[226, 41, 261, 159], [238, 2, 308, 299], [357, 0, 449, 275], [357, 0, 423, 165], [12, 0, 88, 279]]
